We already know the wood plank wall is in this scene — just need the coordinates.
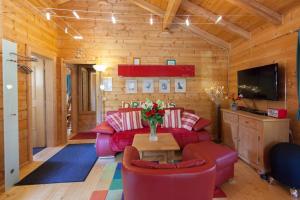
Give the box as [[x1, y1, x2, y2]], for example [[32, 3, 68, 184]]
[[1, 0, 58, 190], [58, 1, 228, 135], [229, 5, 300, 144]]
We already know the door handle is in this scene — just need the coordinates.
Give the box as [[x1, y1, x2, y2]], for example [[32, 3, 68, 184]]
[[10, 114, 17, 116]]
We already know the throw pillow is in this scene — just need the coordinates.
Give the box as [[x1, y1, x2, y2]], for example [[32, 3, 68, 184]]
[[131, 160, 157, 168], [176, 159, 206, 168], [121, 111, 143, 131], [181, 111, 200, 131], [106, 112, 123, 132], [162, 109, 182, 128], [192, 118, 211, 131], [92, 121, 115, 134]]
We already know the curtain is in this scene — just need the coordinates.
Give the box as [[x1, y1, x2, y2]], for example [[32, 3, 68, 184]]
[[297, 31, 300, 120]]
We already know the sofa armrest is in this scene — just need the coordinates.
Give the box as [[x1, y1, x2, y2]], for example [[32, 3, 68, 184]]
[[92, 121, 115, 135]]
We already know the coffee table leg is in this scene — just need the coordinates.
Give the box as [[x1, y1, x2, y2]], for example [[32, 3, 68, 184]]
[[167, 151, 175, 163]]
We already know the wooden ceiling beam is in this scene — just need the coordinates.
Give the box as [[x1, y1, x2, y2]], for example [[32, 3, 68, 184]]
[[226, 0, 282, 25], [181, 0, 250, 39], [163, 0, 182, 30], [130, 0, 230, 49], [56, 0, 72, 5]]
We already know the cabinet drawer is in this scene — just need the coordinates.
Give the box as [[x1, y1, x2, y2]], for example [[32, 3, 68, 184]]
[[223, 112, 238, 123], [239, 116, 260, 130]]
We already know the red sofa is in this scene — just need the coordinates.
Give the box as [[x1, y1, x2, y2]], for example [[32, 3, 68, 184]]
[[122, 146, 217, 200], [95, 108, 211, 157]]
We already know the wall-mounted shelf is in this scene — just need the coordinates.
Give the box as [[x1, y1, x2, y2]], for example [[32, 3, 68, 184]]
[[118, 64, 195, 77]]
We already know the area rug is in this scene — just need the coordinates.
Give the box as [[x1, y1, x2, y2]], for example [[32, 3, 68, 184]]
[[89, 162, 227, 200], [32, 147, 46, 155], [17, 144, 97, 185], [70, 131, 97, 140]]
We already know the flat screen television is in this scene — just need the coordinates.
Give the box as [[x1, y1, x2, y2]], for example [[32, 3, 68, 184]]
[[237, 63, 279, 101]]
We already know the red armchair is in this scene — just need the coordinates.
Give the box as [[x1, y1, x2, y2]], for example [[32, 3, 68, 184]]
[[122, 146, 216, 200]]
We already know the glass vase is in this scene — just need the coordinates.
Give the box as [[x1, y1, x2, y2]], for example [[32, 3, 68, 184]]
[[149, 121, 158, 141]]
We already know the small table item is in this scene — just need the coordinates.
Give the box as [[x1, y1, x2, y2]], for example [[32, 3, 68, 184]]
[[132, 133, 180, 163]]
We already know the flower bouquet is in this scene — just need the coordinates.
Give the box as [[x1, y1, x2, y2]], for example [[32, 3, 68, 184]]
[[141, 99, 165, 141], [230, 93, 243, 111]]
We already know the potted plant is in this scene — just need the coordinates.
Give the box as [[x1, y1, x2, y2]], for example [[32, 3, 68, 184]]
[[141, 99, 165, 141], [230, 94, 243, 111]]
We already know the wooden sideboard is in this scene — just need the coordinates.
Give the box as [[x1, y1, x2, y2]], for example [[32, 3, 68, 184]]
[[221, 109, 289, 173]]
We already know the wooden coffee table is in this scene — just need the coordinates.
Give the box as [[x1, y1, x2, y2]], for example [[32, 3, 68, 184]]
[[132, 133, 180, 163]]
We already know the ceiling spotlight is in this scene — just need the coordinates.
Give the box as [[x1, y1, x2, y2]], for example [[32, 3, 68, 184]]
[[46, 12, 51, 21], [150, 15, 153, 25], [111, 14, 116, 24], [73, 35, 83, 40], [64, 27, 68, 34], [215, 15, 222, 24], [72, 10, 80, 19], [185, 17, 190, 26]]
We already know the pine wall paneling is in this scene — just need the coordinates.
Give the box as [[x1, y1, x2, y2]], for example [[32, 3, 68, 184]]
[[229, 5, 300, 144], [1, 0, 58, 190], [58, 1, 229, 136]]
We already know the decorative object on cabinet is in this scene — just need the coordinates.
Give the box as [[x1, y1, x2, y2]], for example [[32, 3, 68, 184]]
[[133, 57, 141, 65], [142, 79, 154, 93], [229, 93, 242, 111], [221, 109, 289, 173], [166, 59, 176, 65], [205, 84, 226, 143], [125, 80, 137, 93], [175, 79, 186, 93], [159, 80, 170, 93]]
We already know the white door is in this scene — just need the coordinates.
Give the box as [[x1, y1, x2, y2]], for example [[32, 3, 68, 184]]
[[2, 39, 19, 191], [31, 56, 46, 148]]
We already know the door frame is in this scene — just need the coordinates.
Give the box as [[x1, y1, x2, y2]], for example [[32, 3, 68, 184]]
[[25, 45, 57, 164], [61, 60, 98, 139]]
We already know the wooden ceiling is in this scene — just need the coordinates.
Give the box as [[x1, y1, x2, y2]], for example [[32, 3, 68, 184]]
[[51, 0, 300, 48]]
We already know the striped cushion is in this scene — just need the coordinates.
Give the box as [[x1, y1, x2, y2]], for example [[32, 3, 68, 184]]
[[162, 109, 182, 128], [121, 111, 143, 131], [181, 111, 200, 131], [106, 112, 123, 132]]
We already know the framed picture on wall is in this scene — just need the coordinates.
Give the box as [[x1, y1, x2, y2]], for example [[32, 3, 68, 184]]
[[126, 80, 137, 93], [175, 79, 186, 93], [166, 59, 176, 65], [143, 79, 154, 93], [159, 80, 170, 93], [133, 57, 141, 65], [102, 77, 112, 91]]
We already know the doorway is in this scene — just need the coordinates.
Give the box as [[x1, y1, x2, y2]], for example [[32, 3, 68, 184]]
[[66, 64, 97, 139], [31, 54, 55, 155]]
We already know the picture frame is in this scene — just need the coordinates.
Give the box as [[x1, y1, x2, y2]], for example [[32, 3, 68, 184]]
[[166, 59, 176, 65], [133, 57, 141, 65], [159, 80, 170, 93], [125, 80, 137, 93], [142, 79, 154, 93], [175, 79, 186, 93], [102, 77, 112, 91]]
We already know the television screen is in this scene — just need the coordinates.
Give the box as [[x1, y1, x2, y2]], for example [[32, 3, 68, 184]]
[[237, 64, 279, 101]]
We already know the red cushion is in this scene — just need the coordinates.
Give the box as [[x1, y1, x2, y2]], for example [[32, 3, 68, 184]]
[[156, 163, 177, 169], [92, 122, 115, 134], [162, 109, 182, 128], [193, 118, 211, 131], [176, 159, 206, 168], [131, 160, 157, 168], [131, 159, 205, 169]]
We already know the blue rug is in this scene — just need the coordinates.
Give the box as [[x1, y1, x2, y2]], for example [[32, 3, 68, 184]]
[[17, 144, 97, 185], [32, 147, 45, 155]]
